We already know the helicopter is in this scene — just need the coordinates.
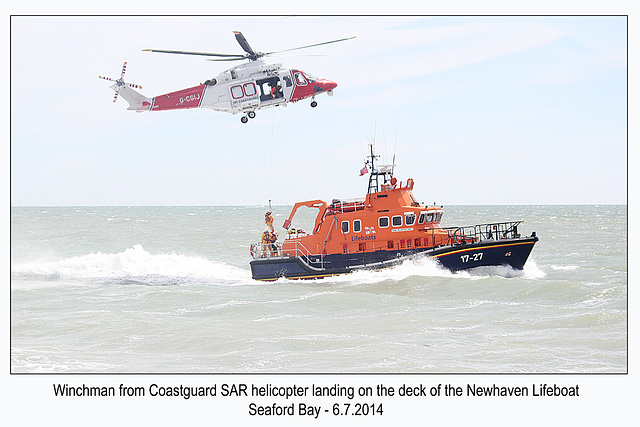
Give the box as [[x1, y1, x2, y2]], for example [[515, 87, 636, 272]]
[[99, 31, 354, 123]]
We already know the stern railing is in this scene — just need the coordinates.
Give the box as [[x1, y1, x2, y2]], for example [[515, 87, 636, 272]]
[[250, 240, 324, 269], [442, 221, 523, 246]]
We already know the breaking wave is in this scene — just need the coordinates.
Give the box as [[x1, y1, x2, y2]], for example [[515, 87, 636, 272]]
[[11, 244, 251, 286]]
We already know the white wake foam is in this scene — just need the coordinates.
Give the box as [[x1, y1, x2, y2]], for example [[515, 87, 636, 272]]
[[11, 244, 250, 285], [549, 264, 579, 271], [320, 256, 545, 284], [318, 256, 462, 285]]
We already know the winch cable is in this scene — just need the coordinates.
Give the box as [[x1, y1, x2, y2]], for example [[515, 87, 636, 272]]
[[268, 110, 275, 204]]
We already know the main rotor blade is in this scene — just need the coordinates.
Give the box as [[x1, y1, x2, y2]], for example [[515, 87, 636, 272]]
[[142, 48, 246, 59], [143, 33, 355, 62], [265, 36, 356, 56], [233, 31, 256, 56], [205, 57, 251, 62]]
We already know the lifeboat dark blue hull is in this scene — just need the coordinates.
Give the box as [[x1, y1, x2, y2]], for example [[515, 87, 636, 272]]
[[250, 235, 538, 281]]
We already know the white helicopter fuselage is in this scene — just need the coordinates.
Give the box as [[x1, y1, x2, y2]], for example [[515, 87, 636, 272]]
[[201, 61, 294, 113], [116, 60, 336, 120]]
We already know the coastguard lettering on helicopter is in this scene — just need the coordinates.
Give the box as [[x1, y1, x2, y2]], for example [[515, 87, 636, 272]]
[[231, 94, 259, 107]]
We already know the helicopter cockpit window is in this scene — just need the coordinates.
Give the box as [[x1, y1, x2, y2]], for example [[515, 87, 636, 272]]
[[304, 72, 318, 83], [283, 76, 292, 87], [294, 72, 308, 86]]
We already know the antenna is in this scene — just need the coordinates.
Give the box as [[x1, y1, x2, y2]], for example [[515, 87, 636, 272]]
[[372, 109, 378, 151], [392, 117, 398, 175]]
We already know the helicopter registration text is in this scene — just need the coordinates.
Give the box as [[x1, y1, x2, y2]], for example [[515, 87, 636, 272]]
[[179, 93, 201, 104]]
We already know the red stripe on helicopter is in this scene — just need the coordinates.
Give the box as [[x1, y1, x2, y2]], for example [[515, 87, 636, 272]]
[[151, 84, 206, 111]]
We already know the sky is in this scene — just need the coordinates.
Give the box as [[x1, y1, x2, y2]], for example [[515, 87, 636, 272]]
[[9, 15, 628, 206]]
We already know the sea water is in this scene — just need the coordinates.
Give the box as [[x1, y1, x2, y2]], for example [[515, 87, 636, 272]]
[[10, 205, 627, 373]]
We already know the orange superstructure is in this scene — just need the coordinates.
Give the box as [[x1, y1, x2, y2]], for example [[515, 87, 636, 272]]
[[280, 180, 452, 260]]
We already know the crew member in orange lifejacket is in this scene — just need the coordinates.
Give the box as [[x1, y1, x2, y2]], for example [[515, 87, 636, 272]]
[[265, 210, 274, 231], [261, 210, 278, 256], [270, 82, 282, 99], [261, 230, 278, 257]]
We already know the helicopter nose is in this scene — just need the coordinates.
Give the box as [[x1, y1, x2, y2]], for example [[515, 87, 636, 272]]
[[313, 79, 338, 93], [322, 80, 338, 91]]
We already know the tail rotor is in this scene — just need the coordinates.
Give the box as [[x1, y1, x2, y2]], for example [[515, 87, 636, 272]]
[[99, 62, 142, 103]]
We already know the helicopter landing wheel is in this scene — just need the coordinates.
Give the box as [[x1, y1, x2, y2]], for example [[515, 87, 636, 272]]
[[248, 111, 256, 119], [241, 116, 249, 124], [310, 101, 318, 108]]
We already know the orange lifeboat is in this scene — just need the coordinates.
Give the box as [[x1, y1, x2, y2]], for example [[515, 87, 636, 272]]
[[250, 144, 538, 281]]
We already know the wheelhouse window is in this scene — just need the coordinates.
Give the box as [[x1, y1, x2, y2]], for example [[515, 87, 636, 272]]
[[405, 213, 416, 226], [392, 215, 403, 227], [379, 216, 389, 228], [341, 221, 349, 233], [353, 219, 362, 233], [418, 212, 425, 224], [426, 212, 434, 223]]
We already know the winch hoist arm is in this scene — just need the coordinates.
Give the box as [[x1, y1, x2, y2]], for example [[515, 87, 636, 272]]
[[282, 200, 327, 232]]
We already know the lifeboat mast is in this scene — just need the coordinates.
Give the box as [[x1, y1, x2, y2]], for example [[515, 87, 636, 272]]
[[366, 142, 395, 196]]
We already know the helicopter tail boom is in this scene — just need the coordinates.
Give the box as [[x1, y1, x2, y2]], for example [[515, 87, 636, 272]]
[[149, 84, 207, 111]]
